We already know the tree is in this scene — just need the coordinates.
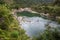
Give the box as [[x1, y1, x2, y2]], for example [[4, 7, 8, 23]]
[[54, 0, 60, 6], [0, 5, 30, 40], [0, 0, 5, 4], [33, 25, 60, 40]]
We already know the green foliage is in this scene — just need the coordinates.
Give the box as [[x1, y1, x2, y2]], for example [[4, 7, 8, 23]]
[[0, 0, 5, 4], [0, 5, 10, 30], [0, 5, 30, 40], [33, 26, 60, 40], [0, 0, 60, 40], [11, 30, 19, 38], [54, 0, 60, 6], [7, 0, 54, 9], [56, 18, 60, 24]]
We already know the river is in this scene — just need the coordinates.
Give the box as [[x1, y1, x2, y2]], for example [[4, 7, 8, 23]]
[[13, 9, 60, 37], [17, 16, 60, 37]]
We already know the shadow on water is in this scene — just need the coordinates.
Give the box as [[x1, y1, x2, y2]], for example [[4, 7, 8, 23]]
[[17, 11, 41, 17]]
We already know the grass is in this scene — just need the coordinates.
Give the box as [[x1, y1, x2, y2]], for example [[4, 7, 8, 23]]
[[17, 11, 41, 17]]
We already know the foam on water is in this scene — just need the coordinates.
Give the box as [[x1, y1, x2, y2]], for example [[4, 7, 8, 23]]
[[18, 16, 60, 37]]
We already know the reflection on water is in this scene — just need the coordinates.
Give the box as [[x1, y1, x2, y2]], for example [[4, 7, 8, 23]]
[[18, 16, 60, 37]]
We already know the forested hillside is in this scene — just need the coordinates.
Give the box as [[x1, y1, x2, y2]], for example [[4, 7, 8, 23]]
[[0, 0, 60, 40], [13, 0, 54, 7], [0, 0, 55, 8]]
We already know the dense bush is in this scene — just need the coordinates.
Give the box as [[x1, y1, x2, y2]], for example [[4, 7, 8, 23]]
[[0, 5, 30, 40], [33, 26, 60, 40]]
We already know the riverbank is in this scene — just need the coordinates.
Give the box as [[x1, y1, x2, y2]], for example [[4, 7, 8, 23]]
[[11, 8, 60, 37], [12, 8, 60, 23], [17, 16, 60, 37]]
